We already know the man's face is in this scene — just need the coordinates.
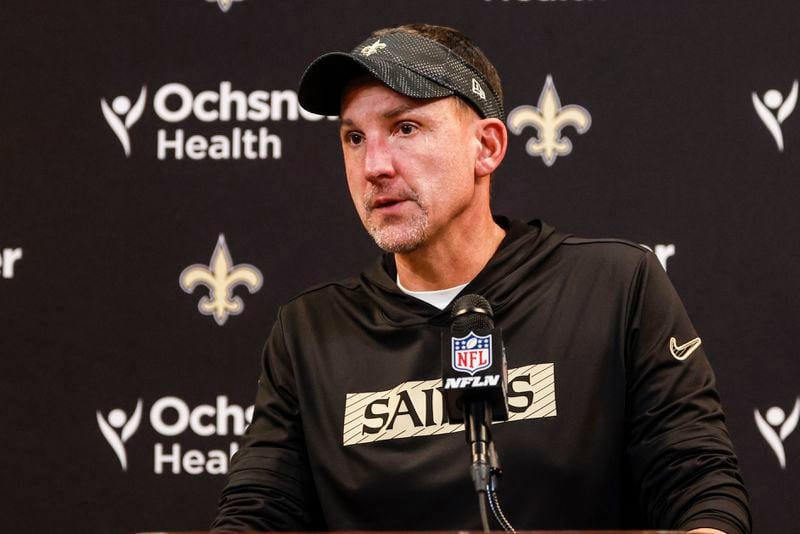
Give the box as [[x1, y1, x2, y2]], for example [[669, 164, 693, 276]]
[[339, 79, 481, 253]]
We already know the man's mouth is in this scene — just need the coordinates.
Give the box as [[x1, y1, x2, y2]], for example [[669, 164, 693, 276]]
[[364, 186, 420, 215], [371, 196, 409, 210]]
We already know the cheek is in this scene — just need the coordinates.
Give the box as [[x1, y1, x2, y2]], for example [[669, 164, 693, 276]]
[[403, 134, 465, 179], [429, 148, 477, 213]]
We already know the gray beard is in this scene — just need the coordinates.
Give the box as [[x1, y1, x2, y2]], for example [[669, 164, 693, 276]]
[[365, 209, 429, 253]]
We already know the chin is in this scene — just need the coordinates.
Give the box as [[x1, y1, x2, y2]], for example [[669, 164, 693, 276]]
[[364, 213, 428, 254], [375, 240, 422, 254], [368, 222, 428, 254]]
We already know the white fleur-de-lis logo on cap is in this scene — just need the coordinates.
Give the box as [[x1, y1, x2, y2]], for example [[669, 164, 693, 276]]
[[361, 39, 387, 57], [97, 400, 143, 471], [179, 234, 263, 326], [507, 75, 591, 167]]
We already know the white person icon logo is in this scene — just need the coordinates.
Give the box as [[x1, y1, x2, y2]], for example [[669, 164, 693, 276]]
[[754, 397, 799, 469], [100, 87, 147, 157], [96, 400, 143, 471], [207, 0, 243, 12], [752, 80, 798, 152]]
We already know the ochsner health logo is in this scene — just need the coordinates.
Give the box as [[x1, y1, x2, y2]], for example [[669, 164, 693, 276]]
[[755, 397, 799, 469], [97, 395, 252, 474], [96, 400, 143, 471], [100, 81, 332, 161], [101, 87, 147, 157]]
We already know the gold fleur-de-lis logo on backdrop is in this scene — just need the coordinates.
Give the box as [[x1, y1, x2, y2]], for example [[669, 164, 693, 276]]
[[361, 39, 387, 57], [507, 75, 592, 167], [179, 234, 263, 326]]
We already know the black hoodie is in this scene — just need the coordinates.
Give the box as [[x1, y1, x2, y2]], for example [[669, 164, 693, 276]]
[[212, 218, 750, 534]]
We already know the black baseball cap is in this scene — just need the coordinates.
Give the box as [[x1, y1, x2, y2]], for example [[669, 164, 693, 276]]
[[297, 31, 505, 120]]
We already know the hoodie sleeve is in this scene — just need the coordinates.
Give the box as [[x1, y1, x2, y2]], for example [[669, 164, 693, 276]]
[[211, 308, 325, 531], [624, 251, 751, 534]]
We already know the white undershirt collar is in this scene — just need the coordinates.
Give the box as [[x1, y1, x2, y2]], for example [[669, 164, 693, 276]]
[[396, 275, 469, 310]]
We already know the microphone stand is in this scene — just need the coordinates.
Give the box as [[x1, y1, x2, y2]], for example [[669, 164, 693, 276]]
[[465, 400, 492, 532], [466, 399, 492, 495], [465, 399, 516, 533]]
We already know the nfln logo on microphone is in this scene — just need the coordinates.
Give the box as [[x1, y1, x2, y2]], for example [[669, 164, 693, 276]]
[[452, 332, 492, 375]]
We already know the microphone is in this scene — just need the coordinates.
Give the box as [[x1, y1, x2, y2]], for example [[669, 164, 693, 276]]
[[442, 294, 509, 425], [442, 294, 509, 500]]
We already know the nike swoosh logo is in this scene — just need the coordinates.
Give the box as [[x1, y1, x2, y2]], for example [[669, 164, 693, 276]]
[[670, 336, 702, 361]]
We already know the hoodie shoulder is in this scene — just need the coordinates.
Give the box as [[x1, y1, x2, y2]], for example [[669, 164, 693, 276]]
[[276, 274, 389, 331], [559, 235, 651, 263], [554, 235, 656, 283], [285, 276, 363, 305], [563, 236, 650, 253], [562, 236, 651, 260]]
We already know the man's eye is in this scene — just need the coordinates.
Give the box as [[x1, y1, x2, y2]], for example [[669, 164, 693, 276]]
[[346, 132, 364, 145], [398, 123, 417, 135]]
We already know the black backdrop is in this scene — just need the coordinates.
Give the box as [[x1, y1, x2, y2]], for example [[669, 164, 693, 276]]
[[3, 1, 799, 533]]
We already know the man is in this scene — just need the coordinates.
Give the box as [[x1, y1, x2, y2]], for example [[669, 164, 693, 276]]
[[212, 24, 750, 533]]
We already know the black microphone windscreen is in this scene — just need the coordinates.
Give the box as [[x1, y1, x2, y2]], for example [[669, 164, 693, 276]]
[[452, 294, 494, 337]]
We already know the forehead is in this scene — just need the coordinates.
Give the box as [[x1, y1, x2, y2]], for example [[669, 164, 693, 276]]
[[339, 77, 463, 122]]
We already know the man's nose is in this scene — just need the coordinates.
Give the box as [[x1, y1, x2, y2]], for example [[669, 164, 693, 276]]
[[363, 138, 395, 181]]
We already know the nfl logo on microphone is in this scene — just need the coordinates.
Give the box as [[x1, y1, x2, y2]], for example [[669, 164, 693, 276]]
[[451, 332, 493, 375]]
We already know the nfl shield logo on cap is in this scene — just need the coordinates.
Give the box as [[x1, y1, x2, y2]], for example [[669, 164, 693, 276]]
[[451, 332, 493, 375]]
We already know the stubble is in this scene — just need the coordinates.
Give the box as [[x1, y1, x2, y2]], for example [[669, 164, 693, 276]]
[[362, 187, 429, 253]]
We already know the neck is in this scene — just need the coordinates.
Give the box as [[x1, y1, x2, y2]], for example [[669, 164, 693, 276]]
[[395, 207, 505, 291]]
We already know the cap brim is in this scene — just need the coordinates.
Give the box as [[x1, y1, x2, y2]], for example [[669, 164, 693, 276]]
[[298, 52, 455, 117]]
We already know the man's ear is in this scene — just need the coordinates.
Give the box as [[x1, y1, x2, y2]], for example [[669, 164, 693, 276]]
[[475, 118, 508, 178]]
